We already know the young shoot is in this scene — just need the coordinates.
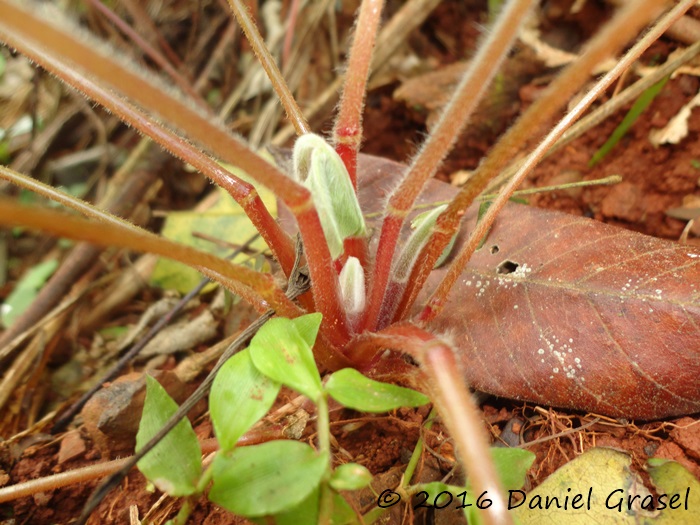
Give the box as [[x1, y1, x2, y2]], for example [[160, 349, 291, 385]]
[[293, 134, 367, 260], [339, 257, 366, 325], [136, 313, 435, 523]]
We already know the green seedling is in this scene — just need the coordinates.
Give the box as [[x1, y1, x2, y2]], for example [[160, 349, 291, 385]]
[[138, 313, 533, 523]]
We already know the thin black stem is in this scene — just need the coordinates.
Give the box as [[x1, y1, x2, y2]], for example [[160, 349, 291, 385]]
[[51, 234, 261, 433], [76, 239, 309, 524]]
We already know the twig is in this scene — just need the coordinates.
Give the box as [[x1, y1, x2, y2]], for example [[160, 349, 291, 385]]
[[75, 238, 311, 524], [0, 143, 156, 354], [51, 234, 261, 433]]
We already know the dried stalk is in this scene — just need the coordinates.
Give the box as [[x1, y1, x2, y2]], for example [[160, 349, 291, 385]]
[[396, 0, 672, 321], [272, 0, 442, 146], [419, 0, 696, 321], [226, 0, 310, 135], [0, 1, 352, 346]]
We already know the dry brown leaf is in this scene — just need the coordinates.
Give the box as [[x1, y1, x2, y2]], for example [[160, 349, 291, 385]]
[[649, 88, 700, 146], [355, 155, 700, 420]]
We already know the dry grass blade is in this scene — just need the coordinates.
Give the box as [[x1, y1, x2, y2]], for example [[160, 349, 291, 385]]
[[396, 0, 675, 320], [0, 197, 299, 316]]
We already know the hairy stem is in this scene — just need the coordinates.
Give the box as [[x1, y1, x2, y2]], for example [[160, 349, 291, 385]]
[[333, 0, 385, 189], [362, 0, 534, 331], [0, 0, 297, 277], [272, 0, 442, 147], [0, 0, 351, 345], [419, 0, 696, 321], [395, 0, 672, 321], [0, 166, 149, 228], [331, 0, 385, 285], [365, 325, 512, 525], [0, 198, 300, 317], [226, 0, 310, 135]]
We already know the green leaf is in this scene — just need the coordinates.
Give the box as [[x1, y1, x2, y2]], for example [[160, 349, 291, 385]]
[[394, 204, 458, 279], [210, 348, 281, 453], [325, 368, 430, 412], [151, 185, 272, 293], [463, 447, 534, 525], [249, 314, 323, 401], [210, 440, 328, 517], [1, 259, 58, 329], [329, 491, 360, 525], [330, 463, 372, 491], [136, 375, 202, 496], [409, 204, 457, 270], [589, 76, 669, 167], [293, 134, 366, 259], [265, 485, 320, 525], [490, 447, 535, 490], [257, 486, 359, 525]]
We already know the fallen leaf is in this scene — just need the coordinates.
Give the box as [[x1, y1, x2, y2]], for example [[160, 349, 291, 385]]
[[513, 448, 700, 524], [152, 176, 274, 293], [649, 88, 700, 146], [353, 155, 700, 420]]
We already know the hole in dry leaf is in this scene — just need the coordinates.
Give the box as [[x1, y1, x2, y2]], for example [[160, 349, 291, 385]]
[[490, 245, 500, 254], [402, 353, 420, 367], [496, 260, 519, 275]]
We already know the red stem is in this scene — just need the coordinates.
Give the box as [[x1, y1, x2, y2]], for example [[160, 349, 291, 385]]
[[0, 2, 351, 347], [292, 204, 352, 347], [395, 0, 671, 323], [333, 0, 385, 189], [418, 0, 696, 323], [360, 325, 513, 525], [333, 0, 384, 265], [361, 0, 534, 332]]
